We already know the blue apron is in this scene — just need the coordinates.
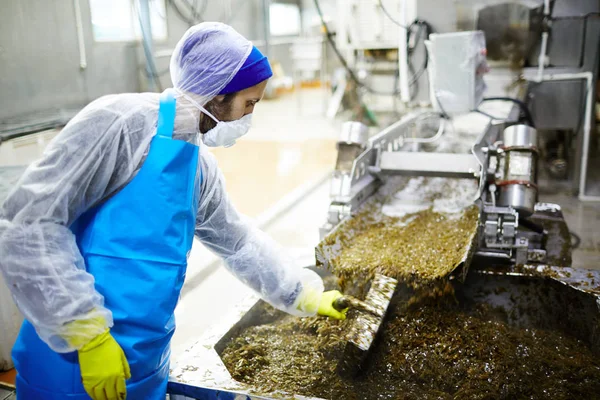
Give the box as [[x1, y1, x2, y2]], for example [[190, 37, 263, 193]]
[[12, 89, 200, 399]]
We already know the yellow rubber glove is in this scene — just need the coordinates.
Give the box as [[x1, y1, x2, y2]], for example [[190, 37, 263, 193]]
[[78, 329, 131, 400], [317, 290, 347, 320], [296, 289, 347, 319], [61, 312, 131, 400]]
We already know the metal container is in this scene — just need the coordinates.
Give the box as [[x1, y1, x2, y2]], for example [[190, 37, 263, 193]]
[[498, 124, 538, 216]]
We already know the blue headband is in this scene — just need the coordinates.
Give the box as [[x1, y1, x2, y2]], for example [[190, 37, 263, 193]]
[[219, 46, 273, 95]]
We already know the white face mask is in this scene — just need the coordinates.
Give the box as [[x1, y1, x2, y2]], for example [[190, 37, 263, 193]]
[[201, 113, 253, 148], [177, 90, 252, 148]]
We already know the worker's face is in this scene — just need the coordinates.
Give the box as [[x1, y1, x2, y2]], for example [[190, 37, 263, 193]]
[[200, 80, 268, 133]]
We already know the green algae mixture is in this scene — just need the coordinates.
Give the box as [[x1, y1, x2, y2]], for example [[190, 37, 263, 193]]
[[221, 297, 600, 400], [320, 205, 479, 294]]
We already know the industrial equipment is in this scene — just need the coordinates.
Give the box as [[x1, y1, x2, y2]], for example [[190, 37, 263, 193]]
[[472, 0, 600, 199], [320, 111, 556, 268]]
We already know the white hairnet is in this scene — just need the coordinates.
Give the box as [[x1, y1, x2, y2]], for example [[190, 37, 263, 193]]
[[170, 22, 253, 107]]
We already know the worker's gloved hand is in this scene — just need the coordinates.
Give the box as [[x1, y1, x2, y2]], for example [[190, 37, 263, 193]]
[[78, 329, 131, 400], [61, 312, 131, 400], [295, 288, 347, 319], [317, 290, 347, 320]]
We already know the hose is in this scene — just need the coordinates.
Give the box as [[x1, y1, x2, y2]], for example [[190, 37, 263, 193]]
[[481, 97, 535, 127]]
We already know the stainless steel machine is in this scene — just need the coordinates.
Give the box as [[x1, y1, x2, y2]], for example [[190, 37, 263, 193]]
[[321, 108, 557, 267]]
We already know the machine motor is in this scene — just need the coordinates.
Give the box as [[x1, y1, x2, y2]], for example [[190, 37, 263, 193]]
[[497, 124, 538, 217]]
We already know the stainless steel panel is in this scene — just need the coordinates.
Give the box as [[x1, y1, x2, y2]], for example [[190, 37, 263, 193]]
[[378, 151, 481, 178], [528, 80, 584, 130], [552, 0, 600, 18], [547, 19, 585, 67], [528, 19, 585, 68]]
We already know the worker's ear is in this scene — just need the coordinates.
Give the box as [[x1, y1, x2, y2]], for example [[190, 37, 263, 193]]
[[213, 94, 226, 103]]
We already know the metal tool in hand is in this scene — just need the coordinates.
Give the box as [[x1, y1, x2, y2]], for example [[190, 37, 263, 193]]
[[333, 295, 381, 317], [336, 273, 398, 378]]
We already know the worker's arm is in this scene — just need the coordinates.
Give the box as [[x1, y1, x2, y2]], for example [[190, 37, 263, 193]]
[[194, 148, 326, 317], [0, 104, 142, 352]]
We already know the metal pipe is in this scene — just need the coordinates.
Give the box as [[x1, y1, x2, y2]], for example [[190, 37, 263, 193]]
[[138, 0, 158, 91], [398, 0, 410, 103], [368, 111, 426, 145], [262, 0, 274, 97], [543, 0, 550, 16], [537, 32, 548, 81], [537, 0, 551, 82], [404, 117, 445, 143], [262, 0, 271, 59], [527, 71, 595, 201], [73, 0, 87, 69]]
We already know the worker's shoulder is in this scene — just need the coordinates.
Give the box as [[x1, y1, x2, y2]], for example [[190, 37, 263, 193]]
[[80, 93, 160, 122]]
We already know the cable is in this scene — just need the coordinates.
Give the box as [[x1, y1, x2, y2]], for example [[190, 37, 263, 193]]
[[169, 0, 192, 24], [168, 0, 206, 26], [434, 92, 450, 120], [150, 0, 166, 19], [377, 0, 409, 29], [407, 21, 433, 97], [193, 0, 208, 21], [475, 109, 507, 121], [481, 97, 535, 127], [169, 0, 196, 25], [312, 0, 399, 96], [407, 60, 418, 99], [180, 0, 206, 22], [407, 23, 427, 87], [224, 0, 246, 24]]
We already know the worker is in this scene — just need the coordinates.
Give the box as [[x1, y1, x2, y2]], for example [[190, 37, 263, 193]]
[[0, 22, 346, 400]]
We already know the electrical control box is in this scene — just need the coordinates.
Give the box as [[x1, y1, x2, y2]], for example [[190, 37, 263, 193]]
[[426, 31, 488, 116]]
